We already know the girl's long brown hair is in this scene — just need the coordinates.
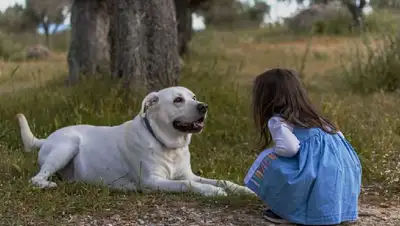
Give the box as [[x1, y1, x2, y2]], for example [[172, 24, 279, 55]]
[[252, 68, 338, 149]]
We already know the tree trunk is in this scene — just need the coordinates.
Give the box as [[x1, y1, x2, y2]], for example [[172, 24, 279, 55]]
[[144, 0, 180, 91], [109, 0, 146, 87], [67, 0, 110, 85], [109, 0, 180, 91], [343, 0, 365, 29], [42, 22, 50, 47], [51, 23, 61, 35], [174, 0, 193, 56]]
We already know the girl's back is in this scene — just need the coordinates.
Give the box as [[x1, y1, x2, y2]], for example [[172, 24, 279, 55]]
[[282, 127, 361, 224]]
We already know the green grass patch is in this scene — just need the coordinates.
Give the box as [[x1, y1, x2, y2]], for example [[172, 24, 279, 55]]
[[1, 29, 400, 223]]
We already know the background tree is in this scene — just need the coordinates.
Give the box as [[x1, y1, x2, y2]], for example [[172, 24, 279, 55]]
[[109, 0, 180, 91], [342, 0, 367, 28], [25, 0, 72, 47], [67, 0, 110, 84], [0, 4, 37, 33], [175, 0, 192, 56], [370, 0, 400, 9], [280, 0, 367, 28], [174, 0, 208, 55], [171, 0, 210, 56], [195, 0, 270, 29], [68, 0, 180, 91], [247, 1, 271, 24]]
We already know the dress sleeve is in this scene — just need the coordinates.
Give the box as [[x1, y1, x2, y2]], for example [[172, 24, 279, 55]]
[[337, 131, 345, 139], [268, 116, 300, 157]]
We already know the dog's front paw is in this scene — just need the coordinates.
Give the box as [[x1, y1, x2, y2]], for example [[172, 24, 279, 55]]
[[30, 177, 57, 188], [199, 185, 227, 197], [218, 180, 256, 196], [234, 186, 256, 196]]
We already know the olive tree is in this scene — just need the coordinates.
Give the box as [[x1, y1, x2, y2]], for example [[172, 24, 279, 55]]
[[67, 0, 181, 91]]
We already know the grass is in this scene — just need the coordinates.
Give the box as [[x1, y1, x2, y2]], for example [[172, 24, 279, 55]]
[[0, 26, 400, 224]]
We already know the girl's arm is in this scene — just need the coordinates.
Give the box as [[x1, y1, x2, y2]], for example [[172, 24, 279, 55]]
[[268, 116, 300, 157]]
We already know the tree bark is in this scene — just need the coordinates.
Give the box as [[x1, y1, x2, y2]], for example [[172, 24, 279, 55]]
[[109, 0, 180, 91], [174, 0, 193, 56], [109, 0, 146, 87], [143, 0, 180, 91], [67, 0, 110, 85]]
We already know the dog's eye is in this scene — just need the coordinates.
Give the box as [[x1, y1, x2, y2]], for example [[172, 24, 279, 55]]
[[193, 96, 197, 100], [174, 97, 183, 103]]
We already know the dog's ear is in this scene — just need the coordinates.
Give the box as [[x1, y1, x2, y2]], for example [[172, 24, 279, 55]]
[[140, 92, 159, 116]]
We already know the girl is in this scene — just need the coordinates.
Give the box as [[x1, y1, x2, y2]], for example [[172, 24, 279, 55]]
[[244, 68, 362, 225]]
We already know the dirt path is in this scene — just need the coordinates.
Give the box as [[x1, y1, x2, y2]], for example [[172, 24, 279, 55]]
[[60, 202, 399, 226]]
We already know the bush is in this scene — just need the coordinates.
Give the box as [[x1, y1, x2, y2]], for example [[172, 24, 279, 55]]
[[364, 9, 400, 33], [50, 30, 70, 52], [343, 33, 400, 94], [311, 10, 399, 35], [0, 30, 69, 62], [287, 6, 399, 36], [0, 31, 24, 61], [311, 15, 354, 35]]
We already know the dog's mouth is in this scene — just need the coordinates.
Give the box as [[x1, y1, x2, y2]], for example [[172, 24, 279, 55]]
[[173, 116, 205, 133]]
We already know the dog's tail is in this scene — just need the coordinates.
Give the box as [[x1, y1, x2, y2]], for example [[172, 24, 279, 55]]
[[16, 113, 46, 152]]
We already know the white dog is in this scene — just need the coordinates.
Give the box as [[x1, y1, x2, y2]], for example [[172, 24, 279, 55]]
[[17, 86, 254, 197]]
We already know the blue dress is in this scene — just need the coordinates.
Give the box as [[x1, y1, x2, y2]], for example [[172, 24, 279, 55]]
[[244, 127, 362, 225]]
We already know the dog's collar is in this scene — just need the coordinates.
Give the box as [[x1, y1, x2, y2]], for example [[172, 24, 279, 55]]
[[142, 116, 166, 147]]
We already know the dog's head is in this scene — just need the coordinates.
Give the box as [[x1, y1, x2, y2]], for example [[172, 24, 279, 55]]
[[140, 86, 208, 148]]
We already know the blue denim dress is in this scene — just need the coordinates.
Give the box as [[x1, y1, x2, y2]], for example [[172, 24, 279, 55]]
[[244, 127, 362, 225]]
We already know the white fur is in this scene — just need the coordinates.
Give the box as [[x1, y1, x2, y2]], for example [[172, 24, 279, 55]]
[[17, 86, 254, 197]]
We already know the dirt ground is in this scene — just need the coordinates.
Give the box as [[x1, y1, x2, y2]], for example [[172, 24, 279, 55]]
[[53, 189, 400, 226], [60, 202, 399, 226]]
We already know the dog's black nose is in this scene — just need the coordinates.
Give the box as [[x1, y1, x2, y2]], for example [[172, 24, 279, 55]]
[[197, 103, 208, 114]]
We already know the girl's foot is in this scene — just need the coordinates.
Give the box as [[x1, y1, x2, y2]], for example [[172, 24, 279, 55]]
[[263, 209, 291, 224]]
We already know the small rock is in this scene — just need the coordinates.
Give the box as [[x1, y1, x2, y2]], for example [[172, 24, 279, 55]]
[[26, 44, 51, 60], [110, 214, 121, 221], [137, 219, 145, 224], [157, 210, 166, 216], [379, 203, 390, 208]]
